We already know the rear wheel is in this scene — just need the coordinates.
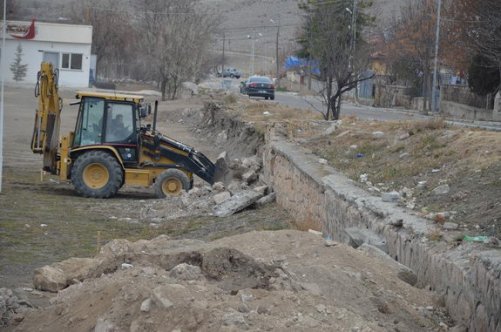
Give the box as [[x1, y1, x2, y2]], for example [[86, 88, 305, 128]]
[[154, 169, 191, 198], [271, 95, 275, 100], [71, 151, 123, 198]]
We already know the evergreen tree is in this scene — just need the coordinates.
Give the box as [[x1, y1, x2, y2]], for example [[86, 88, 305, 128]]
[[10, 44, 28, 82]]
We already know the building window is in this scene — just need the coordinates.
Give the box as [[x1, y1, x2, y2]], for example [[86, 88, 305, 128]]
[[61, 53, 83, 70]]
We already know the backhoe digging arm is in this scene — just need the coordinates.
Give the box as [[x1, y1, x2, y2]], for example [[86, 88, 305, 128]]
[[31, 62, 62, 174]]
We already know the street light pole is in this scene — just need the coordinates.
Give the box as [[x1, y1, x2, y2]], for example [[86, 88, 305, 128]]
[[251, 36, 255, 75], [0, 0, 7, 193], [431, 0, 442, 113], [350, 0, 357, 54]]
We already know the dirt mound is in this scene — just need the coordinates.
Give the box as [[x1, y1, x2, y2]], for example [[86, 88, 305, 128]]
[[7, 231, 449, 331]]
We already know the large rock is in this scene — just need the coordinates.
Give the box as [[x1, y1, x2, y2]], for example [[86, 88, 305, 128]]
[[242, 170, 258, 184], [214, 152, 231, 184], [241, 155, 261, 171], [33, 257, 115, 292], [213, 190, 264, 217], [33, 266, 67, 292], [213, 191, 231, 205], [169, 263, 203, 281], [344, 228, 388, 253]]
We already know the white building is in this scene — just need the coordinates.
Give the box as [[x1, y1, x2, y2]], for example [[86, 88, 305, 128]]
[[1, 20, 93, 88]]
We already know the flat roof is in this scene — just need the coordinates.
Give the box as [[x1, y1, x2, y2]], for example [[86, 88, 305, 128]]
[[76, 91, 144, 104]]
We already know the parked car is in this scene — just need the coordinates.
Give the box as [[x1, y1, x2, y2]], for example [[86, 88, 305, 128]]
[[243, 76, 275, 100], [217, 67, 242, 79]]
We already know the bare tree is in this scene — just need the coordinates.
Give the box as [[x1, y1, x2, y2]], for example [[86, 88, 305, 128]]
[[135, 0, 218, 100], [71, 0, 134, 79], [299, 0, 374, 120]]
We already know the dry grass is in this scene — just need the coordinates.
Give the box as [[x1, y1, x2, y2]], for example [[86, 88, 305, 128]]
[[305, 118, 501, 187], [224, 98, 323, 134]]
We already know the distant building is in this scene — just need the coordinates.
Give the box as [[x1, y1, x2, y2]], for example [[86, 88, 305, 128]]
[[0, 20, 93, 88]]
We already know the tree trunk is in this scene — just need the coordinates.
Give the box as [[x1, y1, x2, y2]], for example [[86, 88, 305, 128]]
[[422, 70, 429, 113], [325, 77, 333, 120], [161, 79, 167, 101], [333, 93, 342, 120], [170, 76, 178, 100]]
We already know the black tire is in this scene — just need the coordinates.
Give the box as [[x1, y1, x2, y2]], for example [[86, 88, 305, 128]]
[[271, 95, 275, 100], [154, 169, 191, 198], [71, 150, 123, 198], [265, 97, 269, 100]]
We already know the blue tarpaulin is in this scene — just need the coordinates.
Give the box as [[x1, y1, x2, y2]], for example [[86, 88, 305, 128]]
[[284, 56, 320, 75]]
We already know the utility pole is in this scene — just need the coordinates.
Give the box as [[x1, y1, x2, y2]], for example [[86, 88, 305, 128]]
[[275, 22, 280, 82], [222, 32, 225, 77], [307, 14, 312, 90], [350, 0, 357, 53], [275, 17, 280, 85], [350, 0, 358, 101], [0, 0, 7, 193], [431, 0, 442, 113], [251, 32, 255, 75]]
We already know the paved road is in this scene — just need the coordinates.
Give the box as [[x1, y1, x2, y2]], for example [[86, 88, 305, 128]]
[[202, 77, 501, 130]]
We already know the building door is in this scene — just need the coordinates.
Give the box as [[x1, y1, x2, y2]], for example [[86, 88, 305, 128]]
[[43, 52, 59, 68]]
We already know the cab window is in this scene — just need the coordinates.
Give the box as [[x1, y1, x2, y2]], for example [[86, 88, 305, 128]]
[[104, 103, 135, 143], [73, 98, 104, 147]]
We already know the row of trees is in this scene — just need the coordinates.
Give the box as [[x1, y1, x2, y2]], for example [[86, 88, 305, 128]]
[[298, 0, 501, 118], [384, 0, 501, 109], [70, 0, 218, 100]]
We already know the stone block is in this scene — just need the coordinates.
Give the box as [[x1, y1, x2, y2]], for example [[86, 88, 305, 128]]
[[344, 228, 388, 253], [381, 191, 400, 202], [213, 191, 231, 205], [213, 190, 264, 217]]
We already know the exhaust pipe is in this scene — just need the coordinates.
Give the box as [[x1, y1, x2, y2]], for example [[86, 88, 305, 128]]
[[153, 100, 158, 134]]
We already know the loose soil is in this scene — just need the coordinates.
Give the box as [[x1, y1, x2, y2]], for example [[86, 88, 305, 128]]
[[9, 231, 449, 332]]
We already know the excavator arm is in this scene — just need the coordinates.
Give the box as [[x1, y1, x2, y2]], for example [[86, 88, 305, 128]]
[[31, 62, 62, 174]]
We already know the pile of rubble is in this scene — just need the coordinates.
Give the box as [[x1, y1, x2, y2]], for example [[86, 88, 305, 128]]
[[139, 152, 275, 223]]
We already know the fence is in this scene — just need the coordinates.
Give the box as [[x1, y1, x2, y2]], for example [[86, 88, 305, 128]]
[[441, 85, 494, 110]]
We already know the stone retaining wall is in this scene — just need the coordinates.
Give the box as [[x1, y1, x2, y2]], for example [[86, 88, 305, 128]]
[[441, 100, 501, 122], [263, 126, 501, 332]]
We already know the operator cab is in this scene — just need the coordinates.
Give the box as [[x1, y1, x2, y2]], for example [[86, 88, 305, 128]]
[[73, 91, 148, 165]]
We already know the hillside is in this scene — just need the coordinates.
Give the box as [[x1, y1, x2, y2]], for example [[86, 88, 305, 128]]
[[9, 0, 406, 76]]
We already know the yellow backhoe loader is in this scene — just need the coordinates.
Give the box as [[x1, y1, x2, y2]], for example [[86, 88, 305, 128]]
[[31, 62, 218, 198]]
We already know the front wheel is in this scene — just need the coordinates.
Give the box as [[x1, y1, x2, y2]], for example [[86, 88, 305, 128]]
[[71, 151, 123, 198], [154, 169, 191, 198]]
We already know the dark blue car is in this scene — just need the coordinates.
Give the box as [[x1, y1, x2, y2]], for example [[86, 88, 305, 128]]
[[243, 76, 275, 100]]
